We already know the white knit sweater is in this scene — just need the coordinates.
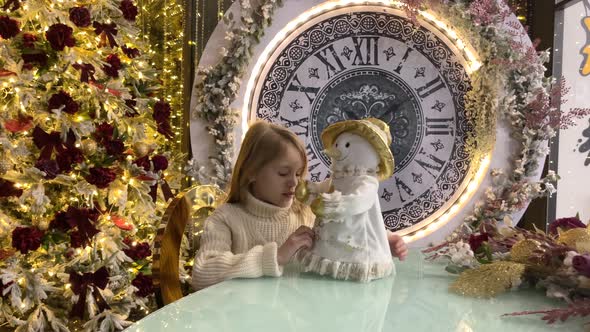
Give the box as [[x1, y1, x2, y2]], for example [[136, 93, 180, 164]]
[[191, 191, 315, 290]]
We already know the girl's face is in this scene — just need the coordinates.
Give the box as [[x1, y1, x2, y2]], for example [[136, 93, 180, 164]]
[[250, 142, 304, 208]]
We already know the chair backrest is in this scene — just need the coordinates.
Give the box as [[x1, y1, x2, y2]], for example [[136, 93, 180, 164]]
[[152, 185, 225, 307]]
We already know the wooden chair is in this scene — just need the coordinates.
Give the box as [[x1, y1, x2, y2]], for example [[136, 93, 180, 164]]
[[152, 185, 225, 307]]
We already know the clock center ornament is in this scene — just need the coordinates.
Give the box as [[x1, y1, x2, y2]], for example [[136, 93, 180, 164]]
[[190, 0, 558, 246]]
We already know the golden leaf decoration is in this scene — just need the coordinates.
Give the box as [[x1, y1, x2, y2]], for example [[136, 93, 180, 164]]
[[558, 228, 590, 253], [450, 261, 525, 298], [510, 239, 542, 264]]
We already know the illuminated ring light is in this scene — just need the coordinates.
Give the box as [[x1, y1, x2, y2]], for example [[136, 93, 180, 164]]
[[190, 0, 542, 247]]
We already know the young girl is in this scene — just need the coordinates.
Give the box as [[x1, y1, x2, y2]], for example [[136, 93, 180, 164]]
[[192, 120, 408, 290]]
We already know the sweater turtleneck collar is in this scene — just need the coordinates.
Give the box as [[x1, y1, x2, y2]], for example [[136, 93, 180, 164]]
[[243, 190, 290, 219]]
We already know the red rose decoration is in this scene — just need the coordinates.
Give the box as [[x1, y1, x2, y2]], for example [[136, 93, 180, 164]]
[[151, 155, 168, 172], [45, 23, 75, 51], [48, 90, 79, 114], [123, 238, 152, 260], [12, 226, 44, 254], [85, 167, 117, 189], [69, 230, 87, 248], [104, 139, 125, 157], [69, 7, 91, 27], [57, 146, 84, 173], [468, 233, 489, 252], [548, 217, 586, 235], [573, 254, 590, 277], [132, 273, 153, 297], [120, 0, 138, 21], [153, 101, 173, 138], [103, 54, 121, 78], [94, 122, 114, 142], [134, 155, 150, 171], [0, 16, 19, 39], [50, 211, 70, 232], [153, 101, 171, 123]]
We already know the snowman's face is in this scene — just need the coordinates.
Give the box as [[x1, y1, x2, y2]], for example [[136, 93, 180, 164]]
[[332, 132, 379, 170]]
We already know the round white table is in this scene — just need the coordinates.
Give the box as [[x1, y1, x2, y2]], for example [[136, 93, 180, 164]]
[[126, 250, 582, 331]]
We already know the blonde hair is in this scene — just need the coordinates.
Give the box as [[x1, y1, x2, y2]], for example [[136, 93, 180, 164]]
[[226, 120, 307, 206]]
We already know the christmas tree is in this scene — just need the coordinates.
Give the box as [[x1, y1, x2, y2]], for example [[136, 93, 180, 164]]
[[0, 0, 182, 330]]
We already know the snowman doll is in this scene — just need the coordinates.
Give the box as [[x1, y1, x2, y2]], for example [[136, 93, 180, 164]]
[[296, 118, 395, 282]]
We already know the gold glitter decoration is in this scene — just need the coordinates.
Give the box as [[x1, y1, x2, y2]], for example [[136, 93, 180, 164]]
[[510, 239, 542, 264], [310, 197, 324, 216], [80, 139, 97, 156], [450, 261, 525, 298], [295, 180, 309, 203], [0, 156, 11, 175], [558, 228, 590, 253], [133, 142, 151, 157]]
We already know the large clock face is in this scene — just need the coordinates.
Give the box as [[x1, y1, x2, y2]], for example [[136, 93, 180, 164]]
[[248, 7, 472, 233]]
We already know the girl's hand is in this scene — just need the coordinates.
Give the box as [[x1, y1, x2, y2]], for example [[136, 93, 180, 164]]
[[388, 232, 408, 261], [277, 226, 315, 265]]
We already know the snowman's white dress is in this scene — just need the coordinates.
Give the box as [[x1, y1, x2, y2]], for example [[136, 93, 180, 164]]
[[299, 169, 394, 282]]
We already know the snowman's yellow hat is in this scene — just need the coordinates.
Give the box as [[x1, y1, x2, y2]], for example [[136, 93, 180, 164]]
[[321, 118, 395, 180]]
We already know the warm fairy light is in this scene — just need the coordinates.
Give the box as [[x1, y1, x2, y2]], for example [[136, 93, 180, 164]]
[[402, 155, 492, 243], [418, 11, 481, 72]]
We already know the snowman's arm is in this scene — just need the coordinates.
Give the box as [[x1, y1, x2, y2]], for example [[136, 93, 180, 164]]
[[307, 178, 333, 194], [296, 178, 333, 205], [322, 176, 378, 217]]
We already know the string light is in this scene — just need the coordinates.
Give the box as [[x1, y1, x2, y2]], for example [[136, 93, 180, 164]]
[[138, 0, 186, 153]]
